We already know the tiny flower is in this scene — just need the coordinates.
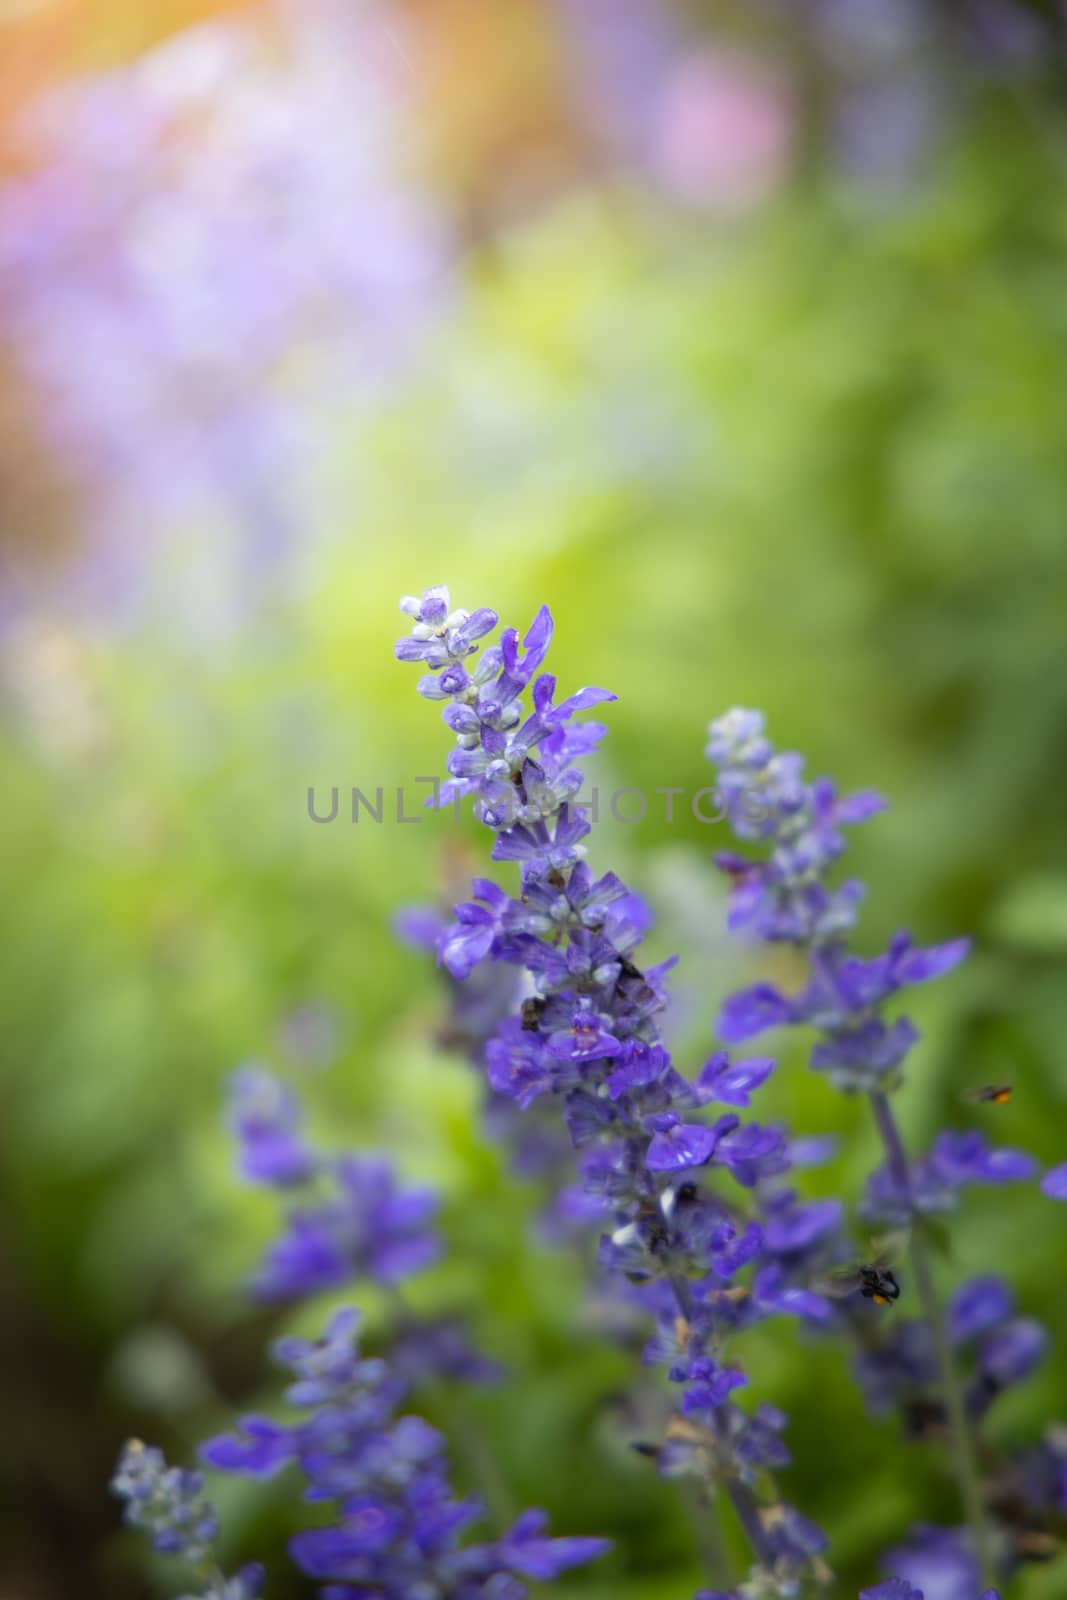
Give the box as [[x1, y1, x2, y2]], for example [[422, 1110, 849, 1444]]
[[228, 1065, 316, 1187], [645, 1113, 719, 1173], [930, 1131, 1037, 1188], [949, 1277, 1014, 1345], [680, 1358, 748, 1414], [251, 1155, 439, 1300], [760, 1501, 829, 1563], [111, 1439, 252, 1587], [881, 1524, 981, 1600], [495, 1509, 611, 1579], [717, 983, 793, 1043], [978, 1318, 1047, 1388], [200, 1417, 295, 1477], [547, 1001, 623, 1063], [487, 1022, 557, 1108], [692, 1052, 776, 1108]]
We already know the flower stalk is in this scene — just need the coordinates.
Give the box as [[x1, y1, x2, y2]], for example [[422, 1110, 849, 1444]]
[[870, 1090, 994, 1589]]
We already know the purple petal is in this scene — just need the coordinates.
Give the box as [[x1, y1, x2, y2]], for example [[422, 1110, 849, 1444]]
[[1041, 1162, 1067, 1201], [718, 984, 791, 1042], [500, 1510, 610, 1579], [949, 1276, 1013, 1344], [836, 788, 888, 824], [701, 1053, 775, 1107], [200, 1417, 294, 1477], [646, 1121, 717, 1172], [464, 606, 498, 640], [893, 936, 970, 984], [980, 1318, 1047, 1385]]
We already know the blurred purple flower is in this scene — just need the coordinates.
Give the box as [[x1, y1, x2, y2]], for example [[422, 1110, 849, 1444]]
[[0, 1, 453, 628]]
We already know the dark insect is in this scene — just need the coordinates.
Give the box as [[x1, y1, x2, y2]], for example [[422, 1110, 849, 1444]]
[[856, 1265, 901, 1306], [815, 1233, 905, 1306], [615, 956, 657, 1009], [902, 1398, 947, 1441], [660, 1180, 700, 1218], [961, 1083, 1013, 1106], [520, 997, 547, 1031]]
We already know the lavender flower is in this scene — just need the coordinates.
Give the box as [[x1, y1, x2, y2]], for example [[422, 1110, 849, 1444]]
[[111, 1439, 263, 1599], [395, 586, 831, 1591], [0, 2, 452, 629], [225, 1069, 440, 1300], [706, 708, 1056, 1592], [120, 1066, 607, 1600], [861, 1131, 1037, 1229], [203, 1305, 608, 1599]]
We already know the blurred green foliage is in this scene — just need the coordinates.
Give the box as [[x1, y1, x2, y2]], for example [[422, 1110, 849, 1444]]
[[3, 111, 1067, 1600]]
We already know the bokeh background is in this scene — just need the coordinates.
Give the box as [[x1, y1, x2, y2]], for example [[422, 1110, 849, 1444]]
[[2, 2, 1067, 1597]]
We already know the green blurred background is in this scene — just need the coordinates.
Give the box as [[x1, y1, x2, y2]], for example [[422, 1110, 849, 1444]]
[[2, 2, 1067, 1597]]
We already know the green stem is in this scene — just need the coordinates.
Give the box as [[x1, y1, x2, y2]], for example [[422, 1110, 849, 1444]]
[[869, 1091, 995, 1588], [669, 1275, 768, 1579]]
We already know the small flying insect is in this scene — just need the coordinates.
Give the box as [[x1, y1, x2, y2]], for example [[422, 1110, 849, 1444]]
[[961, 1082, 1014, 1107], [814, 1233, 905, 1307]]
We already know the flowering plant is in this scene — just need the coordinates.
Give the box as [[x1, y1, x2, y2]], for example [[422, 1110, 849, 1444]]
[[112, 583, 1067, 1600]]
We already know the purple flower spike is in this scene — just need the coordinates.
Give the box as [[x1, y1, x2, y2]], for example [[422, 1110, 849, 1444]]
[[395, 598, 839, 1594], [708, 710, 976, 1089], [111, 1438, 256, 1593]]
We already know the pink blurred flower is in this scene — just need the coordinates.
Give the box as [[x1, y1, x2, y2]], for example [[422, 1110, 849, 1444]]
[[655, 50, 793, 212]]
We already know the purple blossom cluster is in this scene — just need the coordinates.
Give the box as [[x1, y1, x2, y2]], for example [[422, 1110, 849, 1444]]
[[394, 585, 841, 1595], [394, 587, 1067, 1599], [111, 1439, 263, 1600], [202, 1305, 607, 1599], [114, 1065, 608, 1599], [706, 708, 1067, 1590], [228, 1064, 441, 1299], [707, 707, 970, 1095], [113, 587, 1065, 1600], [0, 0, 451, 626]]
